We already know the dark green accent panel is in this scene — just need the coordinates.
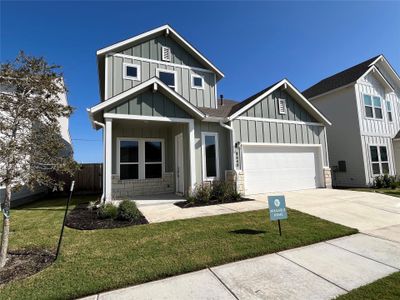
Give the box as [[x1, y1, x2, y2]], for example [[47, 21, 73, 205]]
[[242, 89, 318, 123], [107, 90, 191, 118]]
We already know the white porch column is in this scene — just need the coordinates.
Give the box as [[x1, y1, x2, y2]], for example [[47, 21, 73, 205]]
[[188, 119, 196, 192], [105, 118, 112, 201]]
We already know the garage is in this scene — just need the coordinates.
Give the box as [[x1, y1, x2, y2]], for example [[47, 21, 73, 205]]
[[242, 144, 324, 195]]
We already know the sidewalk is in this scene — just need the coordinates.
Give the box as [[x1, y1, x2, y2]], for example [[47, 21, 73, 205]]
[[80, 231, 400, 300]]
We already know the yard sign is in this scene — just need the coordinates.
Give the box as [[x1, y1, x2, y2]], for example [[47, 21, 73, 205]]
[[268, 195, 287, 236]]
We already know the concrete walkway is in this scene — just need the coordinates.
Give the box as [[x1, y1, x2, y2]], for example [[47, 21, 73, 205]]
[[81, 232, 400, 300]]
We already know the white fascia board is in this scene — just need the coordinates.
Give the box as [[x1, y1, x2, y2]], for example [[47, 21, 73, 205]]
[[370, 55, 400, 86], [96, 25, 224, 79], [359, 66, 395, 93], [88, 77, 206, 119], [228, 79, 331, 126]]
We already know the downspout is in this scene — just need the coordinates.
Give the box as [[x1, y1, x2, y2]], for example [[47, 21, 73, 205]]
[[219, 120, 235, 170], [93, 120, 106, 204]]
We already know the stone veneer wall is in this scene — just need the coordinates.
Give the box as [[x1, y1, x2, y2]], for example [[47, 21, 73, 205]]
[[225, 170, 245, 195], [112, 172, 174, 199], [323, 167, 332, 188]]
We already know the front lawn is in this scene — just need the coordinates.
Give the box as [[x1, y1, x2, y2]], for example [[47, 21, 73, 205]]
[[0, 195, 357, 300], [337, 272, 400, 300], [350, 188, 400, 198]]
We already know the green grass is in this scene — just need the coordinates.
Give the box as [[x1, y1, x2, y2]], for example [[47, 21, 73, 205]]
[[350, 188, 400, 198], [337, 272, 400, 300], [0, 195, 357, 300]]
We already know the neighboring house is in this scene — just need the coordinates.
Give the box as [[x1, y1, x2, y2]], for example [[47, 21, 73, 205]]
[[0, 80, 72, 206], [304, 55, 400, 187], [88, 25, 331, 200]]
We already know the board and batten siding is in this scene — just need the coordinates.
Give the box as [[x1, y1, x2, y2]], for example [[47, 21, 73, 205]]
[[105, 34, 217, 108], [233, 89, 328, 166], [106, 90, 190, 119]]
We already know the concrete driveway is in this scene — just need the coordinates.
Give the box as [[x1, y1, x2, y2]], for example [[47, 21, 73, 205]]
[[251, 188, 400, 241]]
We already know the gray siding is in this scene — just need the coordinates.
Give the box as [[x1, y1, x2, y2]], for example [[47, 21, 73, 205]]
[[107, 90, 190, 118], [243, 89, 318, 123], [106, 34, 217, 108]]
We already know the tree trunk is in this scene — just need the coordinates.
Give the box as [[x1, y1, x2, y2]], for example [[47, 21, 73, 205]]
[[0, 184, 11, 268]]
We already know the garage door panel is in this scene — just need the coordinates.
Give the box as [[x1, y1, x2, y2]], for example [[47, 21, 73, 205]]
[[243, 145, 322, 195]]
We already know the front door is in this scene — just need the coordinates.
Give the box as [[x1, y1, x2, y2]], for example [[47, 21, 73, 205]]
[[175, 133, 184, 194]]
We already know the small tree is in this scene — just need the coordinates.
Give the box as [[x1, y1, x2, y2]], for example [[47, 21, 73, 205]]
[[0, 52, 78, 268]]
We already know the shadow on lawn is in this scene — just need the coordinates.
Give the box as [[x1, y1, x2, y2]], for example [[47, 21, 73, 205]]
[[230, 229, 266, 235]]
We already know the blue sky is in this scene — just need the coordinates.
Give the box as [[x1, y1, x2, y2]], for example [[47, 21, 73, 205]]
[[2, 1, 399, 163]]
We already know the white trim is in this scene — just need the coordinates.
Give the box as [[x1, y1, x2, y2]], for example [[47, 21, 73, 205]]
[[96, 24, 224, 79], [237, 116, 324, 127], [359, 66, 394, 93], [369, 55, 400, 83], [104, 55, 109, 100], [368, 144, 390, 176], [104, 113, 191, 123], [201, 132, 220, 181], [214, 73, 218, 109], [188, 120, 196, 191], [113, 53, 214, 74], [105, 118, 112, 201], [116, 137, 165, 180], [362, 94, 383, 120], [175, 133, 184, 194], [123, 62, 141, 81], [241, 142, 323, 148], [228, 79, 331, 126], [360, 132, 394, 138], [191, 74, 204, 90], [89, 77, 205, 119], [156, 68, 178, 92], [161, 46, 171, 62]]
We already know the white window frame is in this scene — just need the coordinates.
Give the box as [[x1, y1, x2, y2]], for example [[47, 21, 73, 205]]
[[156, 68, 178, 92], [201, 132, 220, 181], [369, 144, 389, 176], [386, 100, 393, 122], [161, 46, 171, 62], [191, 74, 204, 90], [117, 137, 165, 180], [363, 94, 383, 120], [123, 62, 141, 81]]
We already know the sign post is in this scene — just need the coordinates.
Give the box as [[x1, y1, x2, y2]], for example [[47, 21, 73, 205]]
[[268, 195, 288, 236]]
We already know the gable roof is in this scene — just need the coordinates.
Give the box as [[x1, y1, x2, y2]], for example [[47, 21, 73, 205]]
[[88, 77, 206, 127], [227, 79, 331, 125], [303, 55, 385, 99], [97, 25, 224, 80]]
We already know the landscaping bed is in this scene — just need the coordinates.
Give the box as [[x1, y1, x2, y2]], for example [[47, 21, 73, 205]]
[[0, 195, 357, 300], [175, 197, 252, 208], [66, 203, 148, 230], [0, 249, 54, 285]]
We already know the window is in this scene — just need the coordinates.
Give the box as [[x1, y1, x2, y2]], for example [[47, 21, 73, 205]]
[[161, 46, 171, 62], [123, 63, 140, 81], [363, 95, 382, 119], [118, 139, 164, 180], [191, 75, 204, 89], [157, 69, 176, 91], [278, 98, 287, 115], [145, 141, 162, 178], [386, 101, 393, 122], [119, 141, 139, 180], [370, 146, 389, 175], [202, 132, 219, 180]]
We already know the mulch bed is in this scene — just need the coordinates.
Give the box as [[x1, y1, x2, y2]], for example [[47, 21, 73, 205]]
[[65, 203, 148, 230], [0, 249, 55, 285], [175, 197, 253, 208]]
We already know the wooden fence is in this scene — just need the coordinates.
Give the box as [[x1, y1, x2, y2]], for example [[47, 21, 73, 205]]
[[60, 163, 103, 194]]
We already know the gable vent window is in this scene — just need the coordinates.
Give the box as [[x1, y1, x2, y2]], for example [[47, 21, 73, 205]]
[[161, 46, 171, 62], [278, 98, 287, 115], [123, 63, 140, 81], [157, 69, 177, 91], [191, 75, 204, 89]]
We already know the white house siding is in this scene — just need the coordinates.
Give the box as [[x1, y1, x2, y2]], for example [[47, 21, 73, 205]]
[[355, 72, 400, 185], [311, 86, 366, 187]]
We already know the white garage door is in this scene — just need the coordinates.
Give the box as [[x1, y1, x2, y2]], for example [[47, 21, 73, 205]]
[[242, 145, 323, 195]]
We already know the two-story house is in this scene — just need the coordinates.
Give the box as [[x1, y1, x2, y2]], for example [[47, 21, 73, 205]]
[[304, 55, 400, 187], [88, 25, 331, 201]]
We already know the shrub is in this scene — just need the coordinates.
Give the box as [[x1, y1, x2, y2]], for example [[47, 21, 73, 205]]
[[97, 203, 118, 219], [211, 181, 231, 202], [373, 174, 397, 189], [187, 181, 241, 204], [117, 200, 141, 221], [189, 184, 211, 203]]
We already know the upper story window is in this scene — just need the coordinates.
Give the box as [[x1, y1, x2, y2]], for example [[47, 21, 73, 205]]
[[202, 132, 219, 180], [363, 95, 382, 119], [191, 75, 204, 89], [123, 63, 141, 81], [370, 145, 389, 175], [161, 46, 171, 62], [386, 100, 393, 122], [157, 69, 177, 91]]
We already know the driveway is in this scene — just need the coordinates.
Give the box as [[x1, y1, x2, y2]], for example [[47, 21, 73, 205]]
[[251, 188, 400, 241]]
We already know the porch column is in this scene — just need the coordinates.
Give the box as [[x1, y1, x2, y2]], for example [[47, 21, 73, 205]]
[[105, 118, 112, 201], [188, 119, 196, 192]]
